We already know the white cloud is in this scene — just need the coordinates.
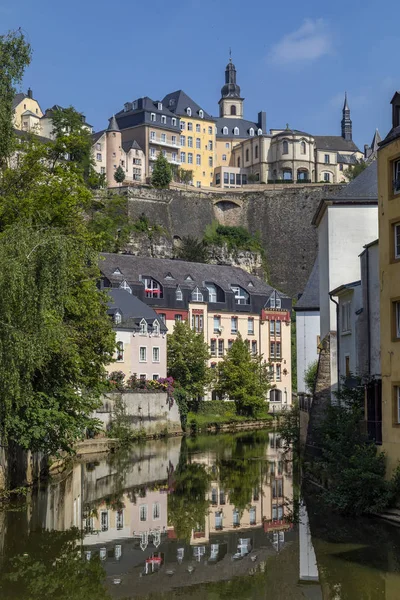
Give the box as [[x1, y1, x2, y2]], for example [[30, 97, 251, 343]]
[[267, 19, 333, 66]]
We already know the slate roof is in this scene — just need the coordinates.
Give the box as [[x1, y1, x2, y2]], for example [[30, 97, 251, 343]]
[[216, 117, 261, 139], [312, 161, 378, 226], [122, 139, 142, 153], [271, 129, 312, 138], [21, 109, 40, 118], [314, 135, 360, 153], [107, 289, 167, 331], [294, 257, 319, 311], [14, 128, 51, 144], [100, 254, 288, 299], [91, 130, 105, 144], [162, 90, 214, 121], [12, 92, 27, 109], [379, 125, 400, 149], [337, 153, 358, 165]]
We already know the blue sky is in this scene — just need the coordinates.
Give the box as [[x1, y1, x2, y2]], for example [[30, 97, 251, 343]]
[[1, 0, 397, 148]]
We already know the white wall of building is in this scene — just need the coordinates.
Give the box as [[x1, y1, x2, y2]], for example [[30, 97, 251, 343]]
[[337, 286, 362, 382], [296, 311, 320, 394]]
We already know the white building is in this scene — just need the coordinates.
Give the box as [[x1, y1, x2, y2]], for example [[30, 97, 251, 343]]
[[312, 161, 378, 394], [294, 258, 320, 394]]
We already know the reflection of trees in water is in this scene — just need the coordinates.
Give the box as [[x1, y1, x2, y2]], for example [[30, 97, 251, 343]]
[[0, 527, 110, 600]]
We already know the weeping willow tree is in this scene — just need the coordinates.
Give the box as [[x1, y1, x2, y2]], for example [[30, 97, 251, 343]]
[[0, 30, 115, 455]]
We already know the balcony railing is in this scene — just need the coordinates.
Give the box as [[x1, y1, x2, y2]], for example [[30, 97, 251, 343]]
[[149, 134, 181, 148], [149, 154, 181, 165]]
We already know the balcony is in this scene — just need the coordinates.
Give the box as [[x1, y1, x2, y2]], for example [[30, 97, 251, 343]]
[[149, 134, 181, 148]]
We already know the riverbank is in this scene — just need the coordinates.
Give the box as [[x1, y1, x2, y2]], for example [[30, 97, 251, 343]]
[[187, 400, 274, 433]]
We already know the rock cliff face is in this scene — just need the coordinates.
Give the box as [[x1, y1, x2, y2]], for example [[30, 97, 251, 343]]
[[115, 183, 345, 297]]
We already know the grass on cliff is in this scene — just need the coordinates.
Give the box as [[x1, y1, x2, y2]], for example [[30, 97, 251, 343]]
[[188, 400, 272, 431], [203, 221, 264, 253]]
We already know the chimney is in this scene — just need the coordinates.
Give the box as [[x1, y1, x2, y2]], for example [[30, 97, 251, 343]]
[[364, 144, 369, 159], [27, 88, 33, 99], [258, 111, 266, 133]]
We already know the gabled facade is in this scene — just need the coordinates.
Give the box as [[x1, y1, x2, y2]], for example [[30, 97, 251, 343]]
[[100, 254, 293, 409], [12, 88, 43, 131], [106, 288, 167, 381]]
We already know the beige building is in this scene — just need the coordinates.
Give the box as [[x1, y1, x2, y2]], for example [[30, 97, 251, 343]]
[[106, 288, 167, 382], [12, 88, 43, 131], [100, 255, 293, 410], [378, 90, 400, 476]]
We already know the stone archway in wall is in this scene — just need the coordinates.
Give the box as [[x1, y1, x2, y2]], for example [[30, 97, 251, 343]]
[[213, 198, 244, 226]]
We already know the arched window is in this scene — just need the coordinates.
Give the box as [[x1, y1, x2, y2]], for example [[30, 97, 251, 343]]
[[249, 128, 254, 137], [153, 320, 160, 336], [231, 285, 250, 305], [206, 284, 217, 303], [237, 157, 241, 168], [143, 277, 163, 298], [283, 169, 292, 181], [257, 128, 262, 135], [230, 105, 237, 116], [300, 141, 306, 154], [187, 107, 192, 116], [199, 109, 204, 118], [270, 389, 282, 402], [223, 126, 228, 135], [234, 127, 239, 136], [139, 318, 147, 335], [116, 341, 124, 361], [191, 287, 203, 302], [245, 148, 249, 162], [254, 146, 258, 159], [282, 140, 289, 155]]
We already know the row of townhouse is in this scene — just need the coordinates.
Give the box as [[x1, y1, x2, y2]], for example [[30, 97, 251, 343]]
[[296, 90, 400, 477], [100, 254, 293, 409], [13, 59, 378, 190]]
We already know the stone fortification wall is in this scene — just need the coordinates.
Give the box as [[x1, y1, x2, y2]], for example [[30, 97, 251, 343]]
[[99, 391, 182, 435], [121, 183, 344, 297]]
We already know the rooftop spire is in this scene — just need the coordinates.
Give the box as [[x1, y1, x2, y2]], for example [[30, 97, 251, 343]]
[[107, 114, 120, 133], [343, 91, 349, 111], [341, 92, 352, 141]]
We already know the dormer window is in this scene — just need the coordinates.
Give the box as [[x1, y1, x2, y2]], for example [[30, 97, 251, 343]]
[[206, 284, 217, 303], [150, 113, 156, 122], [172, 117, 177, 126], [113, 268, 123, 275], [143, 277, 163, 298], [165, 272, 174, 280], [119, 280, 132, 294], [158, 102, 162, 110], [234, 127, 239, 136], [223, 126, 228, 135], [187, 107, 192, 116], [176, 286, 183, 301], [231, 285, 250, 305], [268, 291, 282, 309], [191, 287, 203, 302], [257, 128, 262, 135], [114, 311, 122, 325], [248, 281, 254, 288], [185, 274, 193, 281], [153, 320, 160, 336], [161, 115, 166, 124], [139, 318, 147, 335], [199, 109, 204, 119], [249, 128, 254, 137]]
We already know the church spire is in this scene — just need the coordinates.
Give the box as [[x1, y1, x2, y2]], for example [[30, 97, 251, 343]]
[[341, 92, 352, 141]]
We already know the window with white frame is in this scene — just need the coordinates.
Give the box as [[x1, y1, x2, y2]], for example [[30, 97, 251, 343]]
[[248, 318, 254, 334], [153, 502, 160, 519], [222, 154, 227, 161], [115, 545, 122, 560], [114, 312, 122, 325], [180, 151, 186, 163], [153, 374, 159, 380], [150, 131, 156, 140], [153, 320, 160, 336], [176, 286, 183, 301], [223, 126, 228, 135], [207, 284, 217, 303], [187, 122, 193, 131], [207, 126, 212, 135], [249, 506, 256, 525], [188, 153, 193, 164], [116, 341, 124, 361], [257, 128, 262, 135], [96, 153, 101, 161], [234, 127, 239, 136], [394, 223, 400, 259], [276, 364, 281, 381], [101, 511, 108, 531], [172, 117, 177, 126], [218, 339, 224, 356], [196, 154, 201, 165], [116, 510, 124, 530], [341, 301, 351, 333], [172, 152, 177, 162], [96, 142, 101, 151], [158, 102, 162, 110], [140, 505, 148, 521], [394, 159, 400, 194], [120, 280, 132, 294], [324, 154, 330, 164], [196, 137, 201, 148], [276, 342, 281, 358], [324, 172, 330, 182], [276, 320, 281, 336], [199, 109, 204, 118], [139, 347, 147, 362], [140, 319, 147, 335], [196, 124, 201, 132], [231, 285, 250, 305], [180, 135, 186, 146], [270, 320, 275, 336], [210, 339, 216, 356], [270, 341, 275, 357], [143, 276, 163, 298], [233, 509, 240, 526], [188, 136, 193, 147], [153, 347, 160, 362], [161, 133, 166, 142], [180, 121, 186, 130], [251, 340, 257, 355], [171, 135, 176, 144], [187, 107, 192, 116], [231, 316, 238, 334], [395, 301, 400, 339], [150, 113, 156, 122], [161, 115, 166, 124], [214, 315, 221, 333], [208, 140, 213, 151], [191, 287, 203, 302], [150, 148, 156, 158]]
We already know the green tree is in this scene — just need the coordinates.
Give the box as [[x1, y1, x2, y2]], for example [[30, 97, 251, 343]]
[[167, 320, 211, 401], [151, 152, 172, 189], [304, 359, 318, 394], [0, 29, 31, 170], [113, 165, 125, 184], [174, 167, 193, 185], [215, 334, 270, 417], [345, 160, 367, 181], [176, 235, 209, 263]]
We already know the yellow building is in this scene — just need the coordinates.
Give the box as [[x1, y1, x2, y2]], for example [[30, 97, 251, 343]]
[[12, 88, 43, 132], [162, 90, 216, 188], [378, 90, 400, 475]]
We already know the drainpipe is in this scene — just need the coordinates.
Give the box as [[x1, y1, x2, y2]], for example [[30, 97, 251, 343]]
[[329, 292, 340, 396]]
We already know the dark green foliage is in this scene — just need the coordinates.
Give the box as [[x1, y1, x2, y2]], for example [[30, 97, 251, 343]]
[[167, 320, 211, 401], [108, 395, 135, 445], [0, 528, 110, 600], [151, 152, 172, 189], [215, 334, 270, 417], [176, 235, 209, 263], [277, 401, 300, 452], [204, 221, 263, 253], [0, 29, 31, 170], [113, 165, 125, 184], [304, 359, 318, 394], [345, 160, 367, 181], [173, 167, 193, 185], [247, 173, 259, 184]]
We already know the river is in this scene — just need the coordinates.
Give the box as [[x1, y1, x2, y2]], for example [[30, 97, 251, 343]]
[[1, 430, 400, 599]]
